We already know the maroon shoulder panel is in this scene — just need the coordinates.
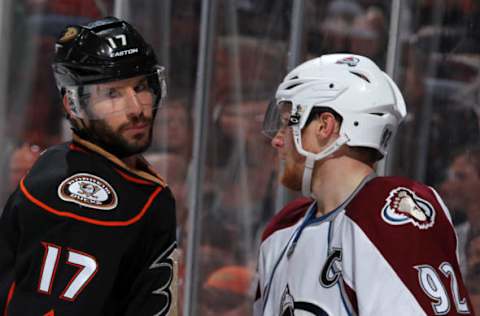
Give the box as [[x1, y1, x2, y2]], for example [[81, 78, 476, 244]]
[[261, 197, 313, 242], [345, 176, 473, 315], [342, 279, 358, 314]]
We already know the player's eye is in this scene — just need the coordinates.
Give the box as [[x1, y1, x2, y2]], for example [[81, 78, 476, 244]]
[[279, 115, 291, 129], [107, 88, 121, 98], [134, 82, 148, 93]]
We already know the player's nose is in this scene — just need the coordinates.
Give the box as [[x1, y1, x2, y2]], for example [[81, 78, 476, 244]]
[[125, 88, 143, 114], [271, 131, 284, 149]]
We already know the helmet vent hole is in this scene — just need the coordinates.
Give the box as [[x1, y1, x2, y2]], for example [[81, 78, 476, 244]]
[[285, 83, 301, 90], [354, 121, 359, 126], [329, 83, 334, 88], [369, 112, 385, 116], [350, 71, 370, 83], [91, 21, 123, 33]]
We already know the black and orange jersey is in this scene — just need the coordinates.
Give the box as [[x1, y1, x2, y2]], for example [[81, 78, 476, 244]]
[[0, 135, 177, 316]]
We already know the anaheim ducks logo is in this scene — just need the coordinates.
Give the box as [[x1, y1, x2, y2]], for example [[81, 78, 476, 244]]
[[58, 27, 78, 43], [78, 182, 101, 197], [382, 187, 435, 229], [58, 173, 118, 210]]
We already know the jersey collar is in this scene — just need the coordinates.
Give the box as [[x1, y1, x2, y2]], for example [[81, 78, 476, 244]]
[[72, 133, 166, 186]]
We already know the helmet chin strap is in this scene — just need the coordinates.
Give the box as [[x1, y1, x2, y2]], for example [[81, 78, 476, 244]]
[[302, 154, 316, 197], [300, 134, 349, 197]]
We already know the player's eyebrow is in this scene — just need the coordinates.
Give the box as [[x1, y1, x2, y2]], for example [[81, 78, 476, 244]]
[[97, 76, 146, 90]]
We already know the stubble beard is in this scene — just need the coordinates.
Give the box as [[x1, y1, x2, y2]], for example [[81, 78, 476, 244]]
[[90, 114, 154, 157], [280, 155, 305, 192]]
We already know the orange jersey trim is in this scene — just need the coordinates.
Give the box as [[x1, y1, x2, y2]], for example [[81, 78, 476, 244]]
[[114, 168, 155, 185], [69, 143, 163, 186], [3, 282, 15, 316], [71, 136, 166, 187], [68, 143, 86, 152], [20, 178, 162, 227]]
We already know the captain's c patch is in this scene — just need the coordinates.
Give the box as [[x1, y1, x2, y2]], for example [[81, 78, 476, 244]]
[[381, 187, 435, 229], [58, 173, 118, 210]]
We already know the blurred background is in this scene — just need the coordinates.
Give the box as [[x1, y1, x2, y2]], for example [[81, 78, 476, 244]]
[[0, 0, 479, 314]]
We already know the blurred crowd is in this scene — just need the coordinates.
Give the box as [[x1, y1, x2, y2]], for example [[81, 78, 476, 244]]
[[1, 0, 480, 314]]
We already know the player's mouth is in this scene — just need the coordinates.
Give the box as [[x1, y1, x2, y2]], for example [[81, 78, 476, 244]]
[[124, 122, 149, 133], [124, 123, 149, 135]]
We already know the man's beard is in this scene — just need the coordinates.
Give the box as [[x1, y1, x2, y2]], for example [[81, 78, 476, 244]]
[[88, 114, 154, 158], [280, 156, 305, 191]]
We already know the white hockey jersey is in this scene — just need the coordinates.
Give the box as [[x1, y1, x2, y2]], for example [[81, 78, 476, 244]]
[[254, 175, 474, 316]]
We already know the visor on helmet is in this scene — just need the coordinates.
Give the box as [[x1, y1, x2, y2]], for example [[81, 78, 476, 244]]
[[66, 66, 166, 120], [262, 100, 293, 139]]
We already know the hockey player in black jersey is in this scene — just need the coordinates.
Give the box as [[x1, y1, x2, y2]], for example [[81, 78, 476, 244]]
[[0, 17, 177, 315]]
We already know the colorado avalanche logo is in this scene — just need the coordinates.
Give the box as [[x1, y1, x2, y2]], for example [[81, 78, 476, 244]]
[[279, 285, 329, 315], [335, 56, 360, 67], [381, 187, 435, 229]]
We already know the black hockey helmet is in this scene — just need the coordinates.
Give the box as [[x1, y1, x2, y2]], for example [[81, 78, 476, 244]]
[[53, 17, 163, 87], [52, 17, 166, 119]]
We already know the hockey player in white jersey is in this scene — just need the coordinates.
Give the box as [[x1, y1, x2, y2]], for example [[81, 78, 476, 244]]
[[255, 54, 475, 315]]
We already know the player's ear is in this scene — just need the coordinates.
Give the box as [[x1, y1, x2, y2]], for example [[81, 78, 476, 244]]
[[316, 112, 338, 139]]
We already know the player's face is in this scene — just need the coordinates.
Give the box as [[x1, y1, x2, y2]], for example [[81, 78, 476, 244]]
[[440, 154, 480, 218], [153, 100, 189, 151], [87, 76, 155, 156], [271, 107, 305, 191], [467, 235, 480, 272]]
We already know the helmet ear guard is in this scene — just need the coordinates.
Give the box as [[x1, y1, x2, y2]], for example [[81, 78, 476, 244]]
[[65, 87, 81, 115], [340, 111, 398, 157], [271, 54, 407, 196]]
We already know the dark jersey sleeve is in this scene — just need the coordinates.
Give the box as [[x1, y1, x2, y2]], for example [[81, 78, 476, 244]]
[[123, 190, 178, 316]]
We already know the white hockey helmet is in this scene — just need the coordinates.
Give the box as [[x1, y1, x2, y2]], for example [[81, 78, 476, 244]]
[[263, 54, 407, 196]]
